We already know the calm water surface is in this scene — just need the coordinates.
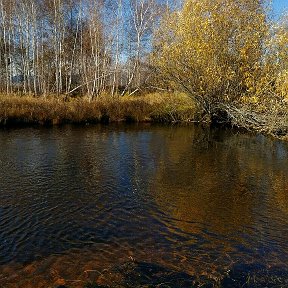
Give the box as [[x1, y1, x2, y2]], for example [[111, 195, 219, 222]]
[[0, 124, 287, 287]]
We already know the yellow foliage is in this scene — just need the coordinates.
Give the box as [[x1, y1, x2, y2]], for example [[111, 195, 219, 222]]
[[276, 70, 288, 98], [153, 0, 271, 112], [267, 15, 288, 99]]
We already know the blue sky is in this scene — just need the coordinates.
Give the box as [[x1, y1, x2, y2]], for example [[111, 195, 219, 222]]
[[272, 0, 288, 16]]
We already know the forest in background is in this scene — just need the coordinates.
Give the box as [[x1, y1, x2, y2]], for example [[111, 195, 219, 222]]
[[0, 0, 288, 137], [0, 0, 171, 97]]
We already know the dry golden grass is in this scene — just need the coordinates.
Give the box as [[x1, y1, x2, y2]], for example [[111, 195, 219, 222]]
[[0, 93, 196, 126]]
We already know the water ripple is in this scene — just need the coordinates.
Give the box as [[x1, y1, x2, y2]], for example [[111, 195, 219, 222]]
[[0, 125, 287, 286]]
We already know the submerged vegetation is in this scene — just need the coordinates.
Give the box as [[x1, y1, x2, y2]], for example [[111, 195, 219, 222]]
[[0, 0, 287, 138]]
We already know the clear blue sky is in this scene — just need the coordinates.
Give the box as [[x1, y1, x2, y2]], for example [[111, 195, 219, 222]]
[[272, 0, 288, 16]]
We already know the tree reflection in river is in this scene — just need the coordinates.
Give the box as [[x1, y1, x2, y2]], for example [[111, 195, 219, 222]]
[[0, 124, 287, 287], [148, 126, 288, 271]]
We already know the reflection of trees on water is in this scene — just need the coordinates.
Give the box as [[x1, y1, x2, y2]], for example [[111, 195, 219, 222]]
[[1, 124, 288, 287], [269, 141, 288, 216], [148, 126, 288, 265], [274, 173, 288, 215]]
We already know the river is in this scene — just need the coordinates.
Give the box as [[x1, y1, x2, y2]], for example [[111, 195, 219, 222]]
[[0, 124, 287, 287]]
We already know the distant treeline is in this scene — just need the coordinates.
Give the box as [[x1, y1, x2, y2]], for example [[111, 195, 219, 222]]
[[0, 0, 170, 98]]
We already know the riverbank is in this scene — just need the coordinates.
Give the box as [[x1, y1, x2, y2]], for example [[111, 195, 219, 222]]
[[0, 93, 288, 140], [0, 93, 195, 126], [209, 100, 288, 140]]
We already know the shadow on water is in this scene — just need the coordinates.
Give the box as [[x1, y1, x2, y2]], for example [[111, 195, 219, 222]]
[[0, 124, 288, 287]]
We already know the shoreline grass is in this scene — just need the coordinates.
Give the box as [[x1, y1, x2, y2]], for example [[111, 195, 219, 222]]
[[0, 93, 196, 126], [1, 93, 288, 141]]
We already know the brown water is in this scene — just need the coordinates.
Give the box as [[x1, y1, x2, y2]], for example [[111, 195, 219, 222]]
[[0, 124, 287, 287]]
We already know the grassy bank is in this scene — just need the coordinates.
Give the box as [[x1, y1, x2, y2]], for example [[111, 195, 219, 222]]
[[1, 93, 288, 140], [0, 93, 196, 126]]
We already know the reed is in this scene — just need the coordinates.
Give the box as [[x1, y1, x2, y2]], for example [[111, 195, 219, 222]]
[[0, 93, 196, 126]]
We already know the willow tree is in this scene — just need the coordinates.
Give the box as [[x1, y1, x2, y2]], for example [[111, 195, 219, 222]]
[[272, 15, 288, 99], [153, 0, 269, 115]]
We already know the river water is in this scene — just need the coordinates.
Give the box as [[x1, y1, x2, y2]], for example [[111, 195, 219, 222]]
[[0, 124, 287, 287]]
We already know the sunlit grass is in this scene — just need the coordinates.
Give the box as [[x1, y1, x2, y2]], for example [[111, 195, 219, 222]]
[[0, 93, 196, 126]]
